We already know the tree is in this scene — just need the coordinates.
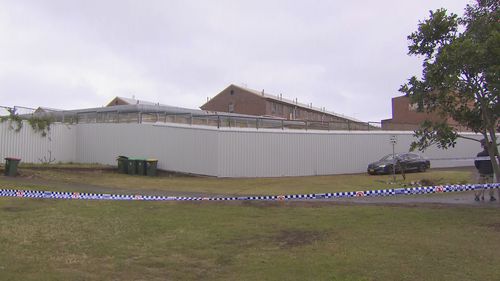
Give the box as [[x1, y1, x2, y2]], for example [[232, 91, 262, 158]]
[[1, 107, 53, 137], [400, 0, 500, 181]]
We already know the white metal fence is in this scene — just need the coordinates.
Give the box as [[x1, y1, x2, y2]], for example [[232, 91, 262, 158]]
[[0, 121, 484, 177], [75, 123, 219, 176], [216, 128, 481, 177], [0, 121, 76, 164]]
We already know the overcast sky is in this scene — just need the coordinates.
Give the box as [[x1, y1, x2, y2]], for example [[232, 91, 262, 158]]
[[0, 0, 471, 121]]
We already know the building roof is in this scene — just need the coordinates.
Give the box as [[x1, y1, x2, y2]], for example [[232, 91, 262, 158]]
[[102, 96, 261, 118], [34, 106, 63, 113], [106, 96, 168, 107], [224, 84, 362, 122], [9, 96, 254, 118]]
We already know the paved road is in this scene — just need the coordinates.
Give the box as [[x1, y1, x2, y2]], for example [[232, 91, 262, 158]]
[[330, 190, 500, 207]]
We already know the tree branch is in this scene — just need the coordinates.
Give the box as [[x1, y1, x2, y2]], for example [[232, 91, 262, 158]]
[[456, 134, 481, 142]]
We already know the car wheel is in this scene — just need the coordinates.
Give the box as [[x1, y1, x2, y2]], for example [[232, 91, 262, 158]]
[[384, 165, 393, 174], [418, 164, 426, 172]]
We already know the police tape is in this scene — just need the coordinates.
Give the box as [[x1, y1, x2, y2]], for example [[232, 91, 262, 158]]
[[0, 183, 499, 202]]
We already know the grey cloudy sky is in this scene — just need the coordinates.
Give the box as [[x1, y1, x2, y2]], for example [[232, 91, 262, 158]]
[[0, 0, 471, 121]]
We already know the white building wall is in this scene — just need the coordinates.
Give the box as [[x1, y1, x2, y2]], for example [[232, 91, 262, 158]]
[[0, 121, 76, 163]]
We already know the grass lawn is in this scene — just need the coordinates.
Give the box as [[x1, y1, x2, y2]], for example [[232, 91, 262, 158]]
[[1, 165, 499, 280], [0, 164, 475, 196], [1, 198, 499, 281]]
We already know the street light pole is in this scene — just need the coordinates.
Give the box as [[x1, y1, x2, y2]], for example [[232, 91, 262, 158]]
[[390, 135, 397, 182]]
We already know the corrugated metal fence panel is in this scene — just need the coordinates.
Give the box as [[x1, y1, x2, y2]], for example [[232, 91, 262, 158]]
[[0, 121, 486, 177], [217, 129, 483, 177], [217, 130, 378, 177], [0, 121, 76, 163], [75, 123, 219, 176]]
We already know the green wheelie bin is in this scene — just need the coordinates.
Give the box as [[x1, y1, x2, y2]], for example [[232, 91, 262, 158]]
[[4, 157, 21, 177], [146, 159, 158, 177], [136, 158, 147, 176], [127, 158, 138, 175], [117, 156, 129, 174]]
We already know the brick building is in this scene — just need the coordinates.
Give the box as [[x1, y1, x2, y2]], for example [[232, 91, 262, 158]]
[[381, 95, 462, 130], [200, 84, 359, 123]]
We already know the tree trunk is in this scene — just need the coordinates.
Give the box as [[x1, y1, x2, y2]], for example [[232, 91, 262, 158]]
[[481, 98, 499, 183], [486, 131, 500, 183]]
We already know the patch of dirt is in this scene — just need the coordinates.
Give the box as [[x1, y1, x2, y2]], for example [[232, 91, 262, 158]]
[[1, 206, 26, 212], [20, 166, 115, 173], [273, 229, 329, 249], [483, 223, 500, 232], [19, 166, 203, 178], [223, 229, 330, 250], [239, 200, 291, 208]]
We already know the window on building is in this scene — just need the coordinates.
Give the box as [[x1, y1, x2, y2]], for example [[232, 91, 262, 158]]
[[276, 103, 283, 115], [228, 102, 234, 113]]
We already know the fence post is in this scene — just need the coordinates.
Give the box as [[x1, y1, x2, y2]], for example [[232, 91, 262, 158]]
[[305, 121, 308, 131], [256, 118, 259, 130], [281, 119, 284, 130]]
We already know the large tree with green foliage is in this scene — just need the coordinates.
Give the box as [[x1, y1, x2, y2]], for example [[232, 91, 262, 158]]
[[400, 0, 499, 181]]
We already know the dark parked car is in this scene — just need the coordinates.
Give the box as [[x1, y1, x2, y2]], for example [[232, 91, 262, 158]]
[[367, 153, 430, 175]]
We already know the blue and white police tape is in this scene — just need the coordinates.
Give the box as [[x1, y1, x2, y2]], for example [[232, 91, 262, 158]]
[[0, 183, 499, 202]]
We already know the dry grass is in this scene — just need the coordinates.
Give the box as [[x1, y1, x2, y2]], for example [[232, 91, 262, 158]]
[[1, 164, 475, 196]]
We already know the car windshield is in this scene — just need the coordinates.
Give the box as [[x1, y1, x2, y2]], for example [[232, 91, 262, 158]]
[[380, 154, 400, 161]]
